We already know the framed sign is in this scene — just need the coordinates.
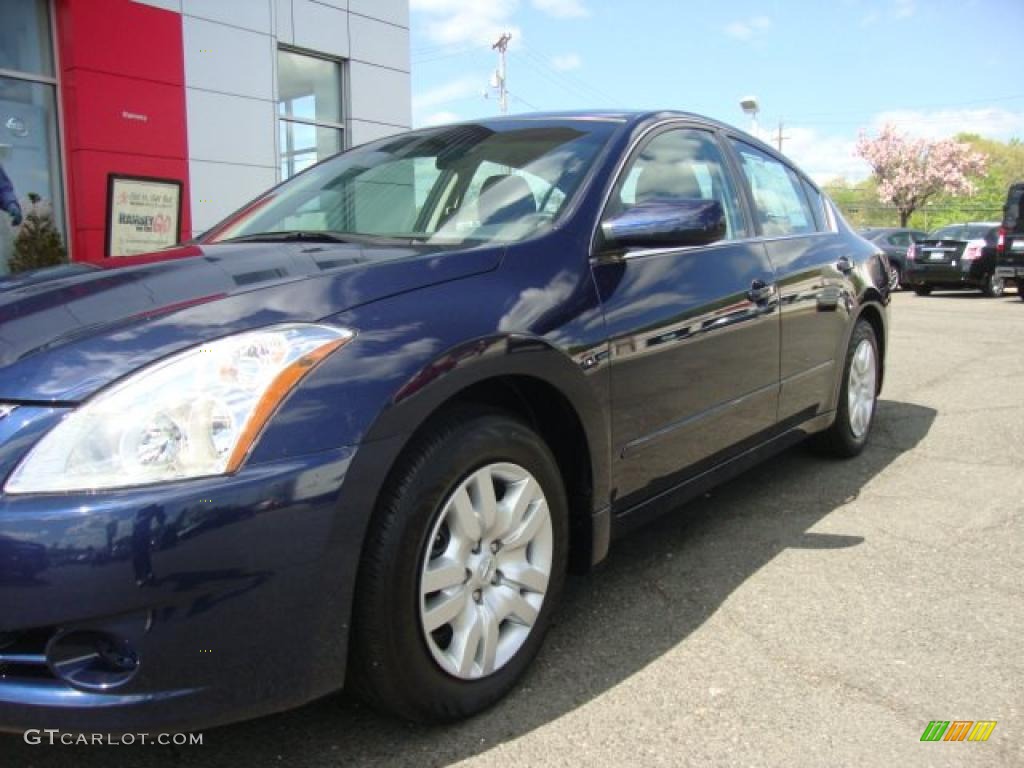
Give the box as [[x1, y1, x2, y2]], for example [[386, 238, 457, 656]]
[[106, 174, 183, 257]]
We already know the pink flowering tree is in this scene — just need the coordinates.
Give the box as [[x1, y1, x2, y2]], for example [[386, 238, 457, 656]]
[[856, 125, 987, 226]]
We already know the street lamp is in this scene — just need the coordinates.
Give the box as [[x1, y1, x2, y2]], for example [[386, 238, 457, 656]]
[[739, 96, 759, 135]]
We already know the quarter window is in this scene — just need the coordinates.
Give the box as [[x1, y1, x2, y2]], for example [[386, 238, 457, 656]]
[[731, 141, 817, 237], [612, 128, 749, 240]]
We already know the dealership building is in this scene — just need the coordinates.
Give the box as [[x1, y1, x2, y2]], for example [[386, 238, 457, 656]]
[[0, 0, 411, 270]]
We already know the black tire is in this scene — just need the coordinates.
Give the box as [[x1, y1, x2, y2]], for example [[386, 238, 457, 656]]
[[348, 408, 568, 723], [814, 319, 879, 458], [982, 273, 1005, 298], [913, 285, 932, 296]]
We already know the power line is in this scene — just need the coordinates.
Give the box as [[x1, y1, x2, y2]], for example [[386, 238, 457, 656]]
[[412, 46, 489, 65], [507, 90, 542, 111], [510, 49, 613, 108], [518, 43, 619, 105]]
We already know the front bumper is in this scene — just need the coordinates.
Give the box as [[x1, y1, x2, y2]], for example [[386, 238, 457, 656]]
[[0, 445, 358, 734]]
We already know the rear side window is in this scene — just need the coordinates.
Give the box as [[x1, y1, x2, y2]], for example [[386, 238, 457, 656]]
[[1004, 186, 1024, 232], [887, 232, 910, 247], [801, 179, 828, 232], [731, 141, 817, 237]]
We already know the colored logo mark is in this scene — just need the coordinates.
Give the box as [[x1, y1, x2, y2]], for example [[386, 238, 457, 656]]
[[920, 720, 997, 742]]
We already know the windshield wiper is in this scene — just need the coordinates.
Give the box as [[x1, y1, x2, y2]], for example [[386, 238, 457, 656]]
[[217, 230, 358, 244]]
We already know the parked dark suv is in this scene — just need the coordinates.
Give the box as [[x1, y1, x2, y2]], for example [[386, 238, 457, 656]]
[[996, 182, 1024, 299], [860, 227, 927, 289], [905, 222, 1004, 297], [0, 111, 889, 732]]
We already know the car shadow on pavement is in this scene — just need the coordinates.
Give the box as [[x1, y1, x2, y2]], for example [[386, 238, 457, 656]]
[[2, 400, 936, 768]]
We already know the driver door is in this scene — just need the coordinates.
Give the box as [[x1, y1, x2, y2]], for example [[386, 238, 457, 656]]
[[592, 125, 780, 510]]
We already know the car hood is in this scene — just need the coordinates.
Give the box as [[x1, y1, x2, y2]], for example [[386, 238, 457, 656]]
[[0, 241, 501, 402]]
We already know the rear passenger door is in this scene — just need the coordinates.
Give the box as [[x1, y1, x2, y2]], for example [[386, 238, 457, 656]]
[[728, 139, 852, 423]]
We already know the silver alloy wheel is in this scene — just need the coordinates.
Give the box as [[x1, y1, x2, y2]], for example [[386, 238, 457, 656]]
[[989, 274, 1005, 296], [847, 338, 877, 439], [419, 462, 553, 680]]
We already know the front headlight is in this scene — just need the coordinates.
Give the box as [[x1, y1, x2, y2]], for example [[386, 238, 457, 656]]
[[5, 324, 354, 494]]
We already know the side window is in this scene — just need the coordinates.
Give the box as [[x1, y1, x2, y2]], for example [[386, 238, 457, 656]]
[[731, 141, 817, 237], [887, 232, 910, 247], [611, 128, 749, 240], [801, 179, 827, 232]]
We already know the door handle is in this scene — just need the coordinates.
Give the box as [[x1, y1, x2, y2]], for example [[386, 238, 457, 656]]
[[747, 279, 777, 304], [836, 256, 854, 274]]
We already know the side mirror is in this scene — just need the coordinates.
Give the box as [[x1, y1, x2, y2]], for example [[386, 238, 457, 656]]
[[600, 199, 726, 251]]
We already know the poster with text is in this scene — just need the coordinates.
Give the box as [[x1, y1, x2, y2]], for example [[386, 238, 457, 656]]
[[107, 175, 182, 257]]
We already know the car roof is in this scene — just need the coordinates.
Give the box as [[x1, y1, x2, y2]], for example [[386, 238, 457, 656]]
[[474, 110, 797, 178]]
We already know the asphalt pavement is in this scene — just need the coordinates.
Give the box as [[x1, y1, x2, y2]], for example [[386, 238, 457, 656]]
[[5, 289, 1023, 767]]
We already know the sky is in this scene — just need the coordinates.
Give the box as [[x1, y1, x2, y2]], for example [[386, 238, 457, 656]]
[[409, 0, 1024, 183]]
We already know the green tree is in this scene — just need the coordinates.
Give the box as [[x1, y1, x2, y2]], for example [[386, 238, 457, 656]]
[[8, 193, 68, 273]]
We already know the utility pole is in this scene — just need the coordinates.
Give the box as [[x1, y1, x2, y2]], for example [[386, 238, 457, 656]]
[[491, 33, 511, 114], [775, 120, 789, 153]]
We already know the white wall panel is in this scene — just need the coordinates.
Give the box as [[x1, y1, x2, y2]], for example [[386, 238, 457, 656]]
[[131, 0, 182, 12], [349, 14, 409, 71], [186, 89, 276, 167], [182, 0, 273, 34], [348, 61, 411, 127], [189, 160, 277, 231], [274, 0, 294, 44], [350, 0, 408, 27], [183, 16, 274, 100], [293, 0, 350, 59]]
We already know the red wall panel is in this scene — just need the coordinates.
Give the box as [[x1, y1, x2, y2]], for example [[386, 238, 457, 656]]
[[56, 0, 190, 263]]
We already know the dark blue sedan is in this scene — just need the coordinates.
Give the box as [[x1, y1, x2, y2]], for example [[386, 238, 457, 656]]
[[0, 111, 889, 732]]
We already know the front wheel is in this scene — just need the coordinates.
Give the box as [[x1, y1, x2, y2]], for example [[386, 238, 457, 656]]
[[814, 319, 879, 457], [913, 285, 932, 296], [349, 409, 568, 722], [982, 273, 1005, 298]]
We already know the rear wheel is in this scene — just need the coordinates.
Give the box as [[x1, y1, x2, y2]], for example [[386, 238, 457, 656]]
[[814, 319, 879, 458], [982, 273, 1005, 298], [913, 285, 932, 296], [349, 409, 568, 722]]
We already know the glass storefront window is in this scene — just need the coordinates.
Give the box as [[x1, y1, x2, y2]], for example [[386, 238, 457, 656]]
[[277, 49, 344, 180], [0, 0, 55, 77], [0, 0, 65, 274]]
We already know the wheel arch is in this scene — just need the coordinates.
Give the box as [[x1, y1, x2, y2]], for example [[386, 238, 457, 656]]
[[359, 336, 612, 574]]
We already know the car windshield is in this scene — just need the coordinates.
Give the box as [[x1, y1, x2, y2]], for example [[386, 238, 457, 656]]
[[205, 120, 618, 247], [928, 225, 994, 241]]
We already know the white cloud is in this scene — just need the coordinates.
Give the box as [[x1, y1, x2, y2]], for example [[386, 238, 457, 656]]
[[724, 15, 772, 41], [551, 53, 582, 71], [530, 0, 589, 18], [771, 126, 868, 184], [766, 107, 1024, 184], [422, 111, 462, 127], [869, 107, 1024, 141], [892, 0, 915, 19], [411, 0, 521, 47], [413, 76, 481, 111]]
